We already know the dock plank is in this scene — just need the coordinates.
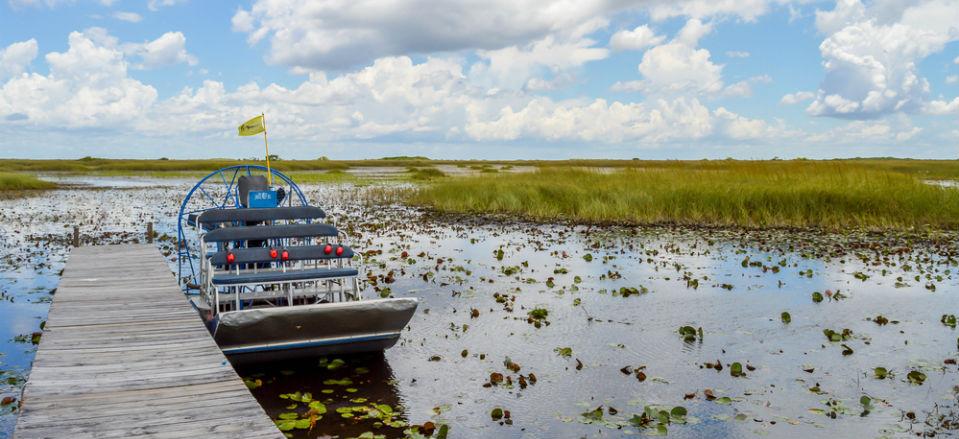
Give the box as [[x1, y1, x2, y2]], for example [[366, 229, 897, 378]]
[[14, 244, 284, 439]]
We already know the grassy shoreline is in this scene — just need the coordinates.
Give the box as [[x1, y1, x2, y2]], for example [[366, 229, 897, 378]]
[[6, 158, 959, 230], [4, 157, 959, 179], [408, 164, 959, 230], [0, 172, 57, 191]]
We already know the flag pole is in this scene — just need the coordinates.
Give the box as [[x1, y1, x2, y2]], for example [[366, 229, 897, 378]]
[[261, 112, 273, 186]]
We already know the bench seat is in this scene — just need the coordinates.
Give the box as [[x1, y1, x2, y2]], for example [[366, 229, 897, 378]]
[[203, 223, 339, 243], [210, 245, 354, 265], [212, 267, 358, 286], [198, 206, 326, 226], [214, 288, 356, 302]]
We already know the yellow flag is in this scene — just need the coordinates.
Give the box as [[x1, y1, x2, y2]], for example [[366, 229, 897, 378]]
[[238, 115, 265, 136]]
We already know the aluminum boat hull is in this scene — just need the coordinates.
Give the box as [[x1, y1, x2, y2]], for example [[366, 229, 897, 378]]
[[191, 297, 418, 363]]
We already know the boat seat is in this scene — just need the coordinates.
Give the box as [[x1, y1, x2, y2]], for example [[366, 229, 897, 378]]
[[214, 286, 357, 302], [212, 267, 358, 286], [210, 245, 354, 265], [203, 223, 339, 243], [197, 206, 326, 227]]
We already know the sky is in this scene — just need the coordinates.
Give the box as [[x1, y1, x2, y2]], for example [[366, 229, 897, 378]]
[[0, 0, 958, 160]]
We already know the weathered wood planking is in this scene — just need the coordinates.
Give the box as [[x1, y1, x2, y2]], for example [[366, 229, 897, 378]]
[[14, 244, 284, 439]]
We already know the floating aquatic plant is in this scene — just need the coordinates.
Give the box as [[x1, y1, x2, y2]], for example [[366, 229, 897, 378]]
[[678, 325, 704, 343]]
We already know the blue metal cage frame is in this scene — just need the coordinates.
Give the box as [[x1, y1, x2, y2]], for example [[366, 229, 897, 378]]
[[176, 165, 308, 293]]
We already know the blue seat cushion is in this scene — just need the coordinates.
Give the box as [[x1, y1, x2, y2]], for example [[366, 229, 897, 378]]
[[204, 223, 339, 243], [212, 267, 358, 285]]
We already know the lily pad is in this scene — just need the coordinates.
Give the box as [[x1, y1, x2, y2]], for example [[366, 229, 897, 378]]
[[678, 325, 703, 342], [275, 420, 296, 431], [528, 308, 548, 320], [942, 314, 957, 329], [730, 362, 744, 377]]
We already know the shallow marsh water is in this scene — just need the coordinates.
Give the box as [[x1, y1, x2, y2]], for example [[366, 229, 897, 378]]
[[1, 177, 958, 438]]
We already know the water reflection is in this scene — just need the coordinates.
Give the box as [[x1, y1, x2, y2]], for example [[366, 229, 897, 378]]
[[236, 353, 409, 438]]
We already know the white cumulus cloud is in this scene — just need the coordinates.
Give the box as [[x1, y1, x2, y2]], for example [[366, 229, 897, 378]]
[[807, 0, 959, 119], [130, 31, 198, 68], [465, 96, 714, 143], [140, 56, 484, 140], [614, 19, 732, 96], [806, 117, 921, 144], [2, 29, 784, 151], [74, 28, 199, 69], [610, 25, 664, 51], [232, 0, 613, 71], [0, 39, 39, 80], [0, 31, 157, 127], [230, 8, 254, 32], [925, 97, 959, 115], [230, 0, 796, 72], [780, 91, 815, 105], [814, 0, 865, 34], [469, 18, 609, 90], [722, 75, 772, 98], [713, 107, 781, 140], [647, 0, 773, 22]]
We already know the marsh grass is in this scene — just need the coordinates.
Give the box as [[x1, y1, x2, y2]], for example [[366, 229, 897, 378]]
[[76, 170, 209, 179], [286, 170, 368, 185], [291, 168, 447, 185], [7, 157, 959, 229], [0, 172, 56, 191], [409, 163, 959, 230], [6, 157, 959, 179], [406, 167, 447, 181]]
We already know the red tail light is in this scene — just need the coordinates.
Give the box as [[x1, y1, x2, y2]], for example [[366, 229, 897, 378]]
[[226, 252, 236, 264], [336, 246, 344, 256], [324, 244, 333, 255], [269, 248, 278, 259], [281, 249, 290, 261]]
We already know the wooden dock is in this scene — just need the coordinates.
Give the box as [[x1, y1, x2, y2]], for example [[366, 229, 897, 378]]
[[14, 244, 284, 439]]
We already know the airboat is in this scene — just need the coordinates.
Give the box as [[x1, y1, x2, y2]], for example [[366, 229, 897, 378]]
[[176, 165, 417, 362]]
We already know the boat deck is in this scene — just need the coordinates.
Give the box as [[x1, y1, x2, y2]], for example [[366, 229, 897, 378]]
[[13, 244, 284, 439]]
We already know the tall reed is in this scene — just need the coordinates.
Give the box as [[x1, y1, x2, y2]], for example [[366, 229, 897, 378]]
[[408, 164, 959, 230]]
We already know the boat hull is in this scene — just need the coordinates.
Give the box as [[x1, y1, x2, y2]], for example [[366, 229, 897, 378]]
[[197, 298, 418, 363]]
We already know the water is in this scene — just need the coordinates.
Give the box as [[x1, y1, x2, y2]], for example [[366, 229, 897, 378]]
[[1, 178, 958, 438]]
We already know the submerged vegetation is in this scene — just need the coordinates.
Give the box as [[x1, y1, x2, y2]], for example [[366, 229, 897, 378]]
[[0, 172, 56, 191], [409, 163, 959, 230]]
